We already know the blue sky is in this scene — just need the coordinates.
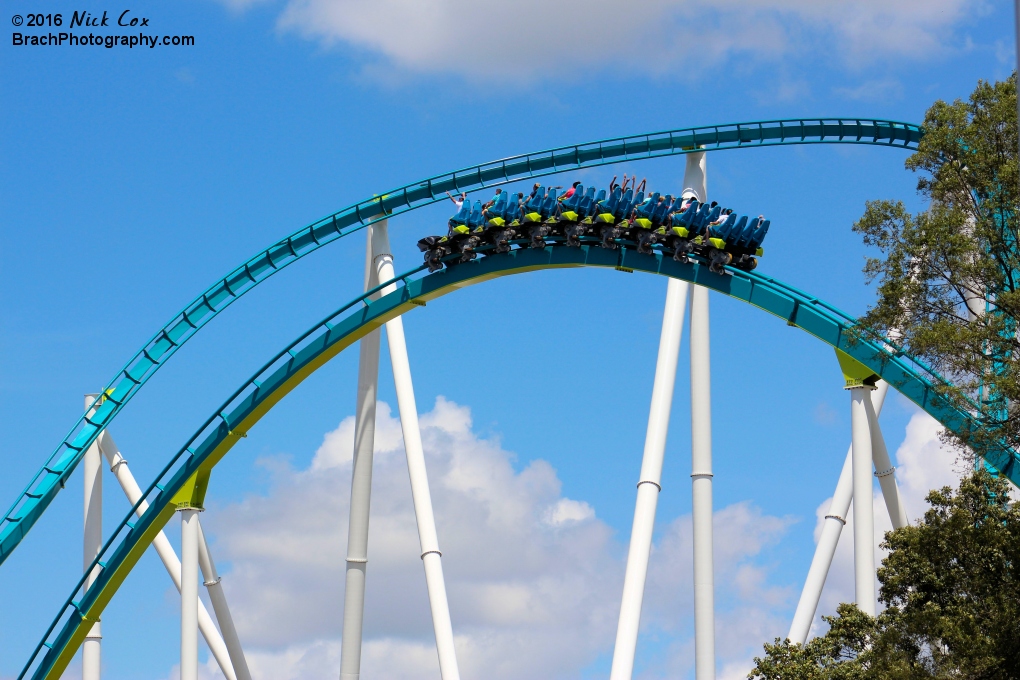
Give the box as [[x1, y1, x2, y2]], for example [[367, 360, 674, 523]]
[[1, 1, 1016, 678]]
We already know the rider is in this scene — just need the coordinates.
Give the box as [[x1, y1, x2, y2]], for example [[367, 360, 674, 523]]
[[560, 181, 581, 201], [709, 208, 732, 227], [482, 188, 503, 220]]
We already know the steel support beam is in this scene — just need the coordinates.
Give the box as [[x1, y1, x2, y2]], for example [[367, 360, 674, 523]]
[[683, 150, 716, 680], [788, 382, 890, 643], [609, 279, 689, 680], [196, 520, 252, 680], [83, 395, 103, 680], [180, 508, 201, 680], [690, 283, 716, 680], [96, 431, 237, 680], [866, 396, 908, 530], [372, 223, 461, 680], [340, 222, 385, 680], [608, 150, 708, 679], [849, 386, 877, 616]]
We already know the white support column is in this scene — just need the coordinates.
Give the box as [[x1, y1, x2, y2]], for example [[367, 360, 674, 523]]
[[372, 222, 461, 680], [180, 507, 201, 680], [681, 148, 715, 680], [340, 222, 385, 680], [83, 395, 103, 680], [690, 284, 715, 680], [789, 448, 853, 644], [788, 382, 890, 643], [681, 150, 707, 203], [96, 430, 237, 680], [609, 279, 689, 680], [864, 397, 908, 530], [849, 386, 877, 616], [196, 520, 252, 680]]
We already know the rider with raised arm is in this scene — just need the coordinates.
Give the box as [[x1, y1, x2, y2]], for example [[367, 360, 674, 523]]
[[446, 191, 466, 209]]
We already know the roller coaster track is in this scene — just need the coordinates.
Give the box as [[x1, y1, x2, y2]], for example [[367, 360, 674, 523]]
[[7, 113, 1015, 677], [0, 118, 925, 568], [21, 243, 1020, 679], [0, 118, 926, 574]]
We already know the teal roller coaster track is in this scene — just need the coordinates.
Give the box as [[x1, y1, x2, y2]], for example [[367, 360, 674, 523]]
[[10, 117, 1013, 679]]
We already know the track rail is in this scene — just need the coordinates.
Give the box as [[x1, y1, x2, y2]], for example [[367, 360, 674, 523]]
[[20, 245, 1019, 679], [0, 118, 924, 566]]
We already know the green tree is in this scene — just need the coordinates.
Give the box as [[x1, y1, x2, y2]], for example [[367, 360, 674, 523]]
[[749, 471, 1020, 679], [851, 75, 1018, 455]]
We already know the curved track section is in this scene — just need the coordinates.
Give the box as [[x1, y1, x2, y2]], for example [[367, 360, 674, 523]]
[[0, 118, 923, 566], [21, 245, 1019, 679]]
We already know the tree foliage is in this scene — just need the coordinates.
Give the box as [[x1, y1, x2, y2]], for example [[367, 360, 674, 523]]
[[749, 471, 1020, 679], [750, 76, 1020, 679], [851, 75, 1018, 455]]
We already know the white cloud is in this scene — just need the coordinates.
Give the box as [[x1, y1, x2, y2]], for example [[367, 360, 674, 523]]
[[310, 401, 404, 470], [637, 502, 795, 678], [198, 396, 793, 679], [813, 401, 839, 426], [221, 0, 981, 81], [893, 408, 967, 514], [833, 78, 905, 102], [543, 498, 595, 526], [159, 659, 223, 680]]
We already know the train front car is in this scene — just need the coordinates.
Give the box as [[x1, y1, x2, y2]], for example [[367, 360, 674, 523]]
[[702, 213, 770, 274], [416, 199, 485, 272]]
